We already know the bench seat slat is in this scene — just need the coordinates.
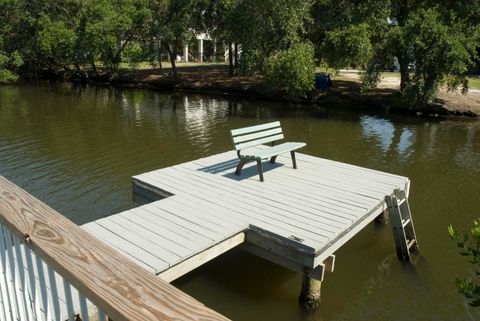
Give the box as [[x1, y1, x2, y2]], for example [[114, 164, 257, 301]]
[[231, 121, 281, 136], [240, 142, 307, 159], [233, 127, 284, 144], [231, 121, 306, 181], [235, 134, 285, 151]]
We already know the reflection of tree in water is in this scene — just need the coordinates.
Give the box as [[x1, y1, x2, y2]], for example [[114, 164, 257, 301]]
[[359, 115, 416, 164], [360, 116, 395, 154], [454, 124, 480, 171]]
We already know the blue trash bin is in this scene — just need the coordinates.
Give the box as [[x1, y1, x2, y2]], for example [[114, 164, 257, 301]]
[[315, 73, 332, 91]]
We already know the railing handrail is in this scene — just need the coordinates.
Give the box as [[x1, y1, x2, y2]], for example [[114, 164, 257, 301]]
[[0, 176, 230, 321]]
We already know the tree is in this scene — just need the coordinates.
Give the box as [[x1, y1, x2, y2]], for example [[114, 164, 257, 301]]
[[264, 42, 316, 100], [148, 0, 197, 78], [84, 0, 151, 71], [198, 0, 238, 74], [229, 0, 313, 75], [385, 6, 476, 104], [449, 220, 480, 306], [314, 0, 480, 106]]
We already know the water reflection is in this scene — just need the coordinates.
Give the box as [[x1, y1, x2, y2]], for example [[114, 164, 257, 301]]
[[1, 83, 480, 321], [396, 127, 415, 159], [360, 115, 395, 154], [454, 124, 480, 171], [360, 115, 417, 162]]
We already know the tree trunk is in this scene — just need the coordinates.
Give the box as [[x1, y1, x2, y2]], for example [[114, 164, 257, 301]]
[[163, 41, 177, 78], [90, 56, 98, 77], [74, 62, 82, 75], [228, 42, 233, 76], [113, 52, 122, 70], [213, 39, 217, 63], [157, 39, 163, 71], [399, 57, 410, 93]]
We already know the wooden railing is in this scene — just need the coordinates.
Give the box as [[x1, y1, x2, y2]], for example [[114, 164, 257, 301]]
[[0, 176, 230, 321]]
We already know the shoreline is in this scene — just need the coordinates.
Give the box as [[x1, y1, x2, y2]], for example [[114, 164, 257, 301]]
[[10, 64, 480, 119]]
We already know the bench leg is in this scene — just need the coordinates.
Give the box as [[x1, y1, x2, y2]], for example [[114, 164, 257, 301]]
[[291, 151, 297, 169], [256, 159, 264, 182], [235, 160, 247, 176], [270, 156, 277, 164]]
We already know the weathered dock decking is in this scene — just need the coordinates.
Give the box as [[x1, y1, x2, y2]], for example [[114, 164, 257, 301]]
[[82, 145, 412, 295], [0, 176, 229, 321]]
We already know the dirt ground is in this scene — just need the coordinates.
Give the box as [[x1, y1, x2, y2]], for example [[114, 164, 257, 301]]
[[336, 72, 480, 116], [109, 64, 479, 117]]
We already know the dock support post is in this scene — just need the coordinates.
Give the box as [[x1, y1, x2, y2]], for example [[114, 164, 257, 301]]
[[299, 272, 321, 309], [374, 209, 389, 224], [298, 256, 335, 310]]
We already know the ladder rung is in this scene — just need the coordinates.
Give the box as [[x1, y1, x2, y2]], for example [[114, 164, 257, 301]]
[[402, 219, 411, 227], [397, 198, 406, 206], [407, 239, 416, 249]]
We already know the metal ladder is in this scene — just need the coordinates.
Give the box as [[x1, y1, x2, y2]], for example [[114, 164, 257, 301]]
[[385, 189, 418, 261]]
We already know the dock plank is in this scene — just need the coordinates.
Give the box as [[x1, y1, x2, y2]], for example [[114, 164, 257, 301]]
[[119, 207, 215, 250], [174, 163, 353, 227], [135, 173, 325, 248], [192, 153, 381, 207], [103, 214, 193, 259], [189, 159, 366, 218], [84, 149, 410, 280], [82, 222, 167, 273], [142, 169, 333, 245]]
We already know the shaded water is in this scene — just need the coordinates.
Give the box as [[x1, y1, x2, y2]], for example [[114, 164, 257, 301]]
[[1, 83, 480, 321]]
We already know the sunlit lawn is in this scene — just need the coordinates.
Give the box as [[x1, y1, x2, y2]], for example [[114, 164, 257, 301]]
[[319, 68, 480, 90], [468, 77, 480, 90]]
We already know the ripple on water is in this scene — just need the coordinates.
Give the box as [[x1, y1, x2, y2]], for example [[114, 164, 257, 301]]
[[1, 84, 480, 321]]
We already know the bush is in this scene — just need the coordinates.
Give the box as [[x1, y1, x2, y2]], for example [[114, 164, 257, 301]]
[[264, 42, 316, 100], [0, 50, 23, 83], [449, 220, 480, 306], [123, 42, 145, 68], [321, 23, 373, 70]]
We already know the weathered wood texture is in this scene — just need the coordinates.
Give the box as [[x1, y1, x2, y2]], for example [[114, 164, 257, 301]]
[[0, 176, 230, 321], [95, 147, 410, 282]]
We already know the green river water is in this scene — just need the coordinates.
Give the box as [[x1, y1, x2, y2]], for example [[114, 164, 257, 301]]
[[1, 83, 479, 321]]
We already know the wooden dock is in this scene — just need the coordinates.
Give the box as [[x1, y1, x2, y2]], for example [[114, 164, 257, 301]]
[[83, 145, 414, 298]]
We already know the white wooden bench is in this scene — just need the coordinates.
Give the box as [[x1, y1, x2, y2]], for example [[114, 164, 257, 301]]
[[231, 121, 306, 182]]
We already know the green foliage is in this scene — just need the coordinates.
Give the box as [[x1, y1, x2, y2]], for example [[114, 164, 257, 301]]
[[0, 0, 478, 100], [321, 23, 373, 70], [123, 42, 145, 68], [0, 50, 23, 82], [314, 1, 480, 107], [37, 15, 77, 68], [396, 8, 473, 104], [231, 0, 313, 74], [449, 221, 480, 306], [85, 0, 151, 71], [145, 0, 197, 77], [264, 42, 316, 100]]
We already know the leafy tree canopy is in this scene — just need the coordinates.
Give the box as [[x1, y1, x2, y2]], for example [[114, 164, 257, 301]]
[[314, 0, 480, 105], [0, 0, 478, 105]]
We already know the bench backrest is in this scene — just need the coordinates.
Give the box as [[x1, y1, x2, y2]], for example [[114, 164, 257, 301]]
[[231, 121, 284, 151]]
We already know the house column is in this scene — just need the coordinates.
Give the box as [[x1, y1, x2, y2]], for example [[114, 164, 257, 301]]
[[198, 39, 203, 62], [183, 44, 189, 62]]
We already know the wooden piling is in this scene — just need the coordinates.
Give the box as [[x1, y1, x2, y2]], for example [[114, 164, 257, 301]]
[[298, 273, 322, 310], [374, 209, 389, 224]]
